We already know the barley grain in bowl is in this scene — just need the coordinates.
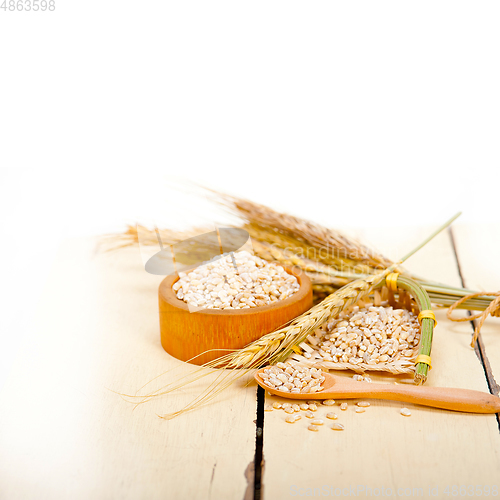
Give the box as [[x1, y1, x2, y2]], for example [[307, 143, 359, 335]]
[[159, 255, 312, 365], [173, 251, 300, 310]]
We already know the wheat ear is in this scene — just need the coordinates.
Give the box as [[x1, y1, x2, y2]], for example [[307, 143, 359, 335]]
[[214, 193, 393, 269], [243, 222, 377, 274], [251, 239, 370, 281]]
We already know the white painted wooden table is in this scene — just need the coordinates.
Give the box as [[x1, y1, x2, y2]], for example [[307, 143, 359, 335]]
[[1, 225, 499, 500]]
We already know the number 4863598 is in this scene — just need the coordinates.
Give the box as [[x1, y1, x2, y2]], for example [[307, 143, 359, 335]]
[[1, 0, 56, 11]]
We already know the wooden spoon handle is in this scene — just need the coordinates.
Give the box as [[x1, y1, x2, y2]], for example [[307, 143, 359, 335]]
[[324, 383, 500, 413]]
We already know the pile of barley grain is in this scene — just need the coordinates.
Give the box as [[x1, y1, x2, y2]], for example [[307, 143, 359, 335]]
[[265, 394, 411, 432], [173, 251, 300, 310], [260, 361, 325, 394], [264, 397, 373, 431], [302, 305, 421, 367]]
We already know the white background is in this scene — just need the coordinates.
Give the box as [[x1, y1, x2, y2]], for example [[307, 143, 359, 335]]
[[1, 2, 499, 384]]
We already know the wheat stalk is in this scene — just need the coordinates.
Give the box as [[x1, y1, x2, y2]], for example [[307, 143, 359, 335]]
[[212, 194, 496, 312], [104, 215, 495, 312]]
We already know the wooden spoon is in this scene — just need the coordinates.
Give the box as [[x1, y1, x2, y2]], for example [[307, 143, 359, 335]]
[[254, 368, 500, 413]]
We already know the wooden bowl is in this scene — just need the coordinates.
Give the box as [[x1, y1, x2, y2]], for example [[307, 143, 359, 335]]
[[158, 266, 313, 365]]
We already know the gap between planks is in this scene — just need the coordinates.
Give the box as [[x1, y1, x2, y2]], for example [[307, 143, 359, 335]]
[[244, 385, 265, 500], [253, 386, 265, 500], [449, 227, 500, 431]]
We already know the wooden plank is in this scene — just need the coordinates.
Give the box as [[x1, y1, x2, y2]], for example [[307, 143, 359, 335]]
[[451, 223, 500, 393], [262, 226, 500, 498], [0, 238, 258, 500]]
